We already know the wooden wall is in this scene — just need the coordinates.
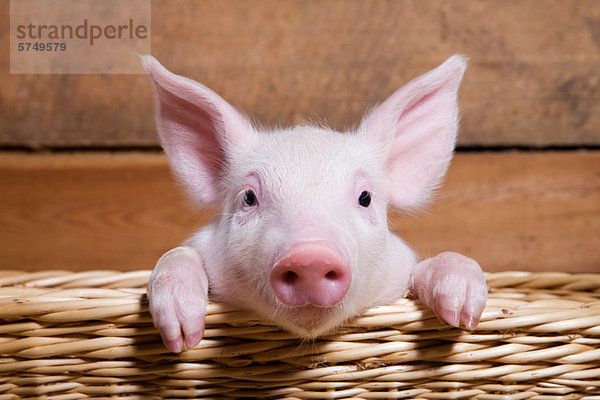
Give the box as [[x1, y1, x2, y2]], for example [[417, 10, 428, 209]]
[[1, 1, 599, 272], [1, 0, 599, 148], [2, 151, 598, 272]]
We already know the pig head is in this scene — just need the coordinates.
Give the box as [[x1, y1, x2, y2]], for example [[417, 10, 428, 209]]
[[143, 55, 488, 353]]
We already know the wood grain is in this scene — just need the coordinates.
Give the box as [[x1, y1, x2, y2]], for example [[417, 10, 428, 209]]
[[0, 151, 598, 272], [1, 0, 599, 147]]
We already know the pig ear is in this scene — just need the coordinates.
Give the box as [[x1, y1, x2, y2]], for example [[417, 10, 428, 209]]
[[141, 55, 253, 205], [360, 55, 467, 212]]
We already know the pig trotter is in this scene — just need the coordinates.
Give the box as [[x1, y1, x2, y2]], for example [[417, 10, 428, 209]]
[[411, 252, 488, 330], [147, 246, 208, 353]]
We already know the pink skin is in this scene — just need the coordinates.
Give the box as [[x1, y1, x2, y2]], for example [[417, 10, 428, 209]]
[[142, 54, 489, 353], [270, 243, 351, 308], [147, 247, 207, 352], [411, 252, 487, 330]]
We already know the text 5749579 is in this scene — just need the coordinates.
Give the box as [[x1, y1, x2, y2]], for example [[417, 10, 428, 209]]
[[17, 42, 66, 52]]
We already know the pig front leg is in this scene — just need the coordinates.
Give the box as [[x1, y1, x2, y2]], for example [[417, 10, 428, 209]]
[[147, 246, 208, 353], [411, 252, 487, 330]]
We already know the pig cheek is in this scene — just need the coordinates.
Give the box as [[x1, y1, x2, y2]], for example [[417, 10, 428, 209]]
[[231, 209, 258, 229], [352, 200, 387, 258], [230, 210, 282, 269], [224, 214, 277, 302], [216, 253, 268, 308], [345, 205, 390, 307], [357, 201, 381, 227]]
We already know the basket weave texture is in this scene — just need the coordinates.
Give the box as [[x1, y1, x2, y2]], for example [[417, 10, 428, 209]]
[[0, 270, 599, 399]]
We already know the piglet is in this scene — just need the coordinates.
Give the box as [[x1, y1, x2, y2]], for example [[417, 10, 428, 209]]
[[142, 55, 488, 353]]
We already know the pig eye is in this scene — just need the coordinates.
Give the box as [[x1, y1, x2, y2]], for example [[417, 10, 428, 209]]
[[358, 191, 371, 207], [244, 190, 258, 207]]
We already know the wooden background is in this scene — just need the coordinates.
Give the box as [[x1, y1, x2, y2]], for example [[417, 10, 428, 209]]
[[2, 151, 598, 272], [1, 0, 599, 147], [0, 0, 599, 272]]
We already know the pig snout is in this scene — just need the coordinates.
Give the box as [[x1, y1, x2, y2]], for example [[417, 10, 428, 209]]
[[270, 243, 351, 308]]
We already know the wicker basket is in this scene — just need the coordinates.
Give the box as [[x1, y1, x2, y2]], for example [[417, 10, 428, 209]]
[[0, 271, 599, 399]]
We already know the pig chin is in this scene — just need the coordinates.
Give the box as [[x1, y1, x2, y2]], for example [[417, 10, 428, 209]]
[[270, 303, 352, 338]]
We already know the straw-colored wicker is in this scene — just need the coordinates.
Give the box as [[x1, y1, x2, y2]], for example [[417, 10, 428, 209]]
[[0, 270, 599, 399]]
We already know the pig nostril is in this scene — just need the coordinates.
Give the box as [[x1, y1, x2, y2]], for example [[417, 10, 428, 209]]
[[282, 270, 298, 284], [325, 270, 338, 280]]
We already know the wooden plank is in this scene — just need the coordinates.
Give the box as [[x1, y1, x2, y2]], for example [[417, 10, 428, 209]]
[[393, 151, 600, 273], [0, 151, 598, 272], [1, 0, 599, 148]]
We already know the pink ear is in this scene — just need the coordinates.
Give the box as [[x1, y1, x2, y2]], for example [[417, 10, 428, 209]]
[[141, 55, 252, 205], [360, 55, 467, 212]]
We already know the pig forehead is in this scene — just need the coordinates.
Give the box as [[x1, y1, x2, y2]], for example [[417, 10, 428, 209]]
[[249, 127, 373, 184]]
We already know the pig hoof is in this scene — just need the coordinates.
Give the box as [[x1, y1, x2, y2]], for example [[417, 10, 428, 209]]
[[412, 251, 488, 330], [147, 246, 209, 352]]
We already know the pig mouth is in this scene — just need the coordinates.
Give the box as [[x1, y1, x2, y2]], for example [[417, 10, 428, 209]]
[[274, 303, 349, 337]]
